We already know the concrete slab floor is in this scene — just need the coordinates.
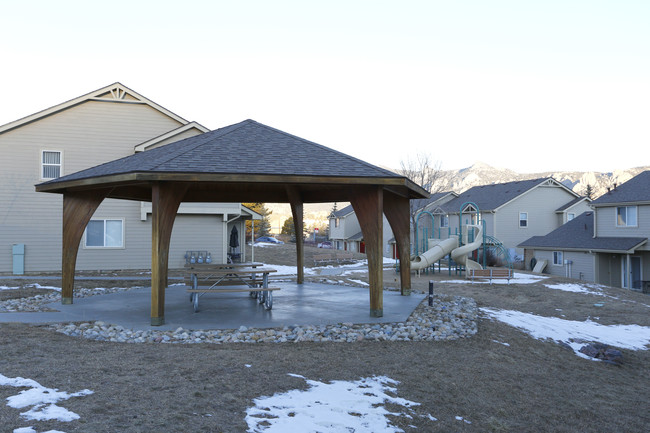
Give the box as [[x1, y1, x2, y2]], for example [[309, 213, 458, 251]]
[[0, 282, 425, 332]]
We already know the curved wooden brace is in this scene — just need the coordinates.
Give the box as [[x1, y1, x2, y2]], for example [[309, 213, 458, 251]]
[[383, 191, 412, 295], [350, 187, 384, 317], [286, 186, 304, 284], [61, 189, 112, 304], [151, 182, 188, 325]]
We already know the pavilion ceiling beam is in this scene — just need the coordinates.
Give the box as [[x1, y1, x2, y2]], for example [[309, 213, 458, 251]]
[[350, 186, 384, 317]]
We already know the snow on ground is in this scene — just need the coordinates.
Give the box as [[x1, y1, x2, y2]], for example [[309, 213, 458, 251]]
[[544, 282, 607, 296], [245, 374, 432, 433], [445, 272, 548, 285], [481, 308, 650, 359], [347, 279, 369, 286], [0, 373, 93, 433]]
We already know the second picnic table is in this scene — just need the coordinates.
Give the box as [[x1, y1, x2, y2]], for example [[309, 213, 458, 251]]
[[184, 262, 279, 312]]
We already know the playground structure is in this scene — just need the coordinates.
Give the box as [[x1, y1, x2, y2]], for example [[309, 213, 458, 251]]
[[410, 202, 512, 276]]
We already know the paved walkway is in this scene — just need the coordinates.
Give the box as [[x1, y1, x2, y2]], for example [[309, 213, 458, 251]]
[[0, 283, 424, 332]]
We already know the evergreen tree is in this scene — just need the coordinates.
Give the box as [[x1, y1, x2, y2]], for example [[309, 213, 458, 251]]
[[281, 217, 295, 236], [242, 203, 272, 239]]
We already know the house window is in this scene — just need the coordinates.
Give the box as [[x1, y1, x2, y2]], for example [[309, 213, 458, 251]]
[[519, 212, 528, 228], [41, 150, 62, 179], [440, 215, 449, 228], [553, 251, 563, 266], [616, 206, 637, 227], [335, 218, 340, 228], [567, 213, 575, 221], [85, 219, 124, 248]]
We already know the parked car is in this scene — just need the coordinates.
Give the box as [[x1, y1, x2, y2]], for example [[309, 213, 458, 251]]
[[255, 236, 284, 244], [318, 241, 332, 249]]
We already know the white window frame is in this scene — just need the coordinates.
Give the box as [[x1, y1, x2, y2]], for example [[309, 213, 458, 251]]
[[552, 251, 563, 266], [616, 206, 638, 227], [41, 150, 63, 180], [335, 218, 340, 228], [519, 212, 528, 228], [567, 213, 575, 221], [440, 214, 449, 228], [84, 219, 125, 248]]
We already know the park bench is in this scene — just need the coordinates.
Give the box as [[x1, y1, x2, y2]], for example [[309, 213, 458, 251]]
[[336, 252, 355, 263], [313, 253, 335, 265], [468, 268, 513, 284]]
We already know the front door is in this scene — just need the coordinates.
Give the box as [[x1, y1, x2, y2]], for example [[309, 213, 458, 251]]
[[622, 256, 642, 289]]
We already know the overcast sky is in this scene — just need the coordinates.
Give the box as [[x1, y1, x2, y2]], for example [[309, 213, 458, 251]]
[[2, 0, 648, 173]]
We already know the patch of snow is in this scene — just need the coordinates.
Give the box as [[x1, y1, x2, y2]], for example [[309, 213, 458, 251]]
[[0, 373, 93, 424], [492, 340, 510, 346], [446, 272, 547, 285], [246, 374, 420, 432], [347, 279, 369, 287], [481, 308, 650, 359], [544, 283, 605, 296]]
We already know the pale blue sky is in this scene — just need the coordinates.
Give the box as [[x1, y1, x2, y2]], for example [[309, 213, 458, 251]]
[[1, 0, 648, 173]]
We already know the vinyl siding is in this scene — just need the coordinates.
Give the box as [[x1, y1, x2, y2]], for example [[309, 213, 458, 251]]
[[496, 186, 577, 253], [595, 204, 650, 239], [0, 98, 210, 272], [532, 250, 595, 282]]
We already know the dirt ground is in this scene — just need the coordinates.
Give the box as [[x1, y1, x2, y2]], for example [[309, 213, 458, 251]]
[[1, 243, 649, 432]]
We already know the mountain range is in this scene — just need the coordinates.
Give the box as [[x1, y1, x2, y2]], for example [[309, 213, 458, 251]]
[[432, 162, 650, 198]]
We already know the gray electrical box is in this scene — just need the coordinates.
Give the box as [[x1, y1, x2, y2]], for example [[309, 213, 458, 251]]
[[12, 244, 25, 275]]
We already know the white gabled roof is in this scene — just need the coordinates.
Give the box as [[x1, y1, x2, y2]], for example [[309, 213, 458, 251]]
[[0, 82, 193, 134], [134, 122, 210, 152]]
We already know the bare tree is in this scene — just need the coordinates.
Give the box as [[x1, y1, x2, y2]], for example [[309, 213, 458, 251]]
[[396, 153, 448, 243]]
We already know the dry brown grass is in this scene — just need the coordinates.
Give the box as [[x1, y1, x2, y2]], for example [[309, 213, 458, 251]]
[[1, 243, 649, 432]]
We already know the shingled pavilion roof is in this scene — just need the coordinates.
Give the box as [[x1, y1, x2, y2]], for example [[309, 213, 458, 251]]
[[36, 119, 426, 325], [37, 119, 427, 203]]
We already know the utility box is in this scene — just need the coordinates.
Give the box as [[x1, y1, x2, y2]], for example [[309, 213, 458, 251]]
[[12, 244, 25, 275]]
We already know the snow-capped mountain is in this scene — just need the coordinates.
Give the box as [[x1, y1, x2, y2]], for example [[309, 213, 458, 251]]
[[432, 162, 650, 199]]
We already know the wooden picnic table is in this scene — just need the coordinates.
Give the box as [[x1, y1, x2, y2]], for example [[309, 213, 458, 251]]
[[184, 263, 279, 312]]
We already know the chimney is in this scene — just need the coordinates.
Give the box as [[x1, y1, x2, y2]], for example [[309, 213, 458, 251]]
[[614, 183, 617, 190], [607, 187, 611, 194]]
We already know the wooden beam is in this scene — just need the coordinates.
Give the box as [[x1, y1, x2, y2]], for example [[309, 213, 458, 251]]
[[61, 189, 111, 304], [286, 186, 304, 284], [151, 182, 188, 326], [384, 191, 411, 295], [350, 187, 384, 317]]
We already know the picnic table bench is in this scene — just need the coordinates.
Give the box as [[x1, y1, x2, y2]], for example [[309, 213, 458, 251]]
[[313, 253, 335, 265], [336, 252, 355, 263], [468, 268, 513, 284], [184, 262, 279, 312]]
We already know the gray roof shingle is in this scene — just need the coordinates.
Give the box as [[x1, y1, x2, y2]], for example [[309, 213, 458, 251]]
[[591, 170, 650, 206], [39, 119, 403, 185], [519, 212, 647, 252], [440, 178, 551, 212]]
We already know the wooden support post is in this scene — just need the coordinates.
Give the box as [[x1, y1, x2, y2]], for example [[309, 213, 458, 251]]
[[61, 190, 111, 304], [351, 187, 384, 317], [383, 191, 412, 295], [151, 182, 187, 326], [286, 186, 304, 284]]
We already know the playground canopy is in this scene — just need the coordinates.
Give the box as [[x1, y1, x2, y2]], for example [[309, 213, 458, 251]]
[[35, 119, 428, 325]]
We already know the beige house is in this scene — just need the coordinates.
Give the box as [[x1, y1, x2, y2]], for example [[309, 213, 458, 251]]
[[1, 83, 258, 273], [521, 171, 650, 290], [432, 178, 591, 261], [329, 205, 395, 257]]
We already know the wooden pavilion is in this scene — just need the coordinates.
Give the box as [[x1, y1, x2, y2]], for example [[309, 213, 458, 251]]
[[35, 120, 428, 325]]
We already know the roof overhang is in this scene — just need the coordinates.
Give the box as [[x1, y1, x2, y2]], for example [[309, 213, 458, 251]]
[[36, 172, 428, 203]]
